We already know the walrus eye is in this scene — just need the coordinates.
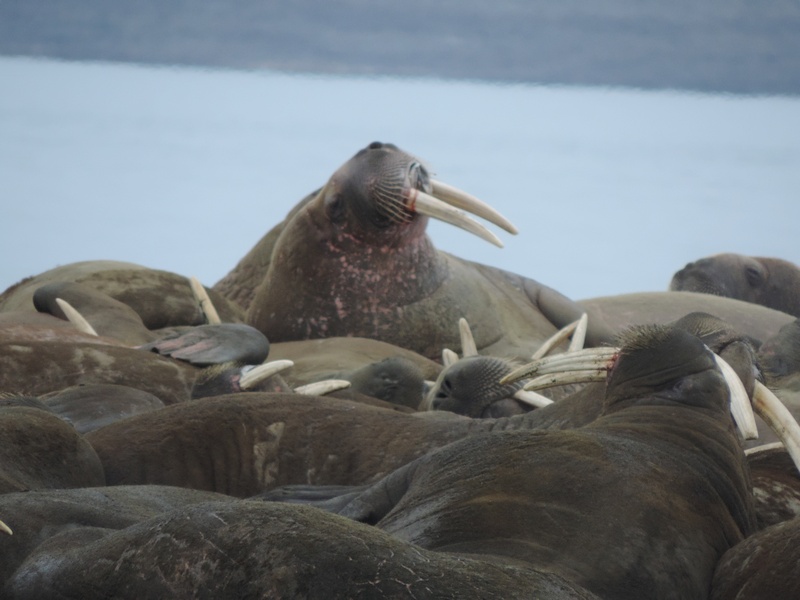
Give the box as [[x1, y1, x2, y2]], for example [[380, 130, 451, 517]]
[[745, 265, 764, 288], [325, 193, 346, 224]]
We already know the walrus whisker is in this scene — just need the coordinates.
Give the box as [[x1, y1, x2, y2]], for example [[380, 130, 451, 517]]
[[751, 381, 800, 474], [55, 298, 98, 336], [374, 186, 414, 225], [407, 188, 504, 248], [430, 179, 519, 235], [458, 318, 478, 357], [189, 277, 222, 325], [0, 519, 11, 536], [294, 380, 352, 396], [712, 353, 758, 440], [239, 360, 295, 390], [513, 389, 554, 408]]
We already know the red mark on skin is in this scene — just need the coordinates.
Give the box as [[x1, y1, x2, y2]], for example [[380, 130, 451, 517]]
[[407, 188, 417, 213]]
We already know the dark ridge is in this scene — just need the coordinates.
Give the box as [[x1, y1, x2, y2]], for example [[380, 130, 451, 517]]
[[1, 0, 799, 95]]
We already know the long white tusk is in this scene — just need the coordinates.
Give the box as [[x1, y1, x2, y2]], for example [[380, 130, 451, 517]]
[[295, 380, 351, 396], [531, 319, 580, 360], [501, 347, 619, 386], [458, 318, 478, 357], [744, 441, 784, 456], [523, 369, 608, 392], [189, 277, 222, 325], [567, 313, 589, 353], [712, 353, 759, 440], [409, 188, 504, 248], [55, 298, 98, 336], [513, 389, 554, 408], [0, 519, 11, 536], [751, 381, 800, 474], [442, 348, 459, 368], [430, 179, 518, 235], [239, 359, 295, 390]]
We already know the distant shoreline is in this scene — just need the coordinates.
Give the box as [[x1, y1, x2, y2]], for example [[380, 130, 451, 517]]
[[2, 1, 799, 96]]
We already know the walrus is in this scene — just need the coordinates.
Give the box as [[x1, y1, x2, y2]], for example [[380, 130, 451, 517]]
[[670, 253, 800, 318], [277, 325, 758, 600], [0, 261, 244, 328], [85, 313, 799, 497], [711, 513, 800, 600], [218, 141, 610, 360], [216, 143, 794, 361]]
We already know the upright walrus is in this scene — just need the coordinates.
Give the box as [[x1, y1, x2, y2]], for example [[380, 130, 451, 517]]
[[219, 142, 608, 360]]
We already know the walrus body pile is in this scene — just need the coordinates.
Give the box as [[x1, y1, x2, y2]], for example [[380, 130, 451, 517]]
[[1, 142, 799, 598]]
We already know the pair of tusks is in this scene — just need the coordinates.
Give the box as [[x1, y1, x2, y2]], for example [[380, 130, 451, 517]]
[[430, 315, 590, 411], [499, 345, 800, 474], [52, 276, 221, 337], [408, 179, 518, 248], [239, 359, 351, 396]]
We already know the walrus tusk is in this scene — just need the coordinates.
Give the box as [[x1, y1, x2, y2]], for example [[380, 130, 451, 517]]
[[0, 519, 11, 536], [568, 313, 589, 353], [744, 441, 785, 456], [239, 360, 295, 390], [55, 298, 98, 336], [442, 348, 460, 368], [751, 381, 800, 474], [522, 370, 609, 391], [513, 389, 554, 408], [189, 277, 222, 325], [458, 318, 478, 357], [294, 380, 352, 396], [408, 188, 504, 248], [500, 347, 619, 386], [712, 353, 758, 440], [430, 179, 519, 235], [502, 345, 760, 441], [531, 319, 580, 360]]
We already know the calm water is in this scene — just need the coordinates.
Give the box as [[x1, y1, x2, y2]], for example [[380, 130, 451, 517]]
[[1, 56, 799, 301]]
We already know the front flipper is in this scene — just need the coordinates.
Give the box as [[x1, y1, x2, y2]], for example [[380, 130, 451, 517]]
[[523, 279, 617, 347]]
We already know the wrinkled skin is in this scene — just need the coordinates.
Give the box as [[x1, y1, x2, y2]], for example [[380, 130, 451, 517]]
[[0, 485, 231, 589], [220, 142, 606, 361], [0, 405, 105, 493], [746, 447, 800, 529], [670, 253, 800, 318], [41, 384, 166, 434], [284, 325, 758, 600], [711, 515, 800, 600], [3, 501, 600, 600], [84, 313, 765, 497]]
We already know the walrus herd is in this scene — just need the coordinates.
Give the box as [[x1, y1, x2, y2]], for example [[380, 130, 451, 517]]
[[1, 141, 800, 599]]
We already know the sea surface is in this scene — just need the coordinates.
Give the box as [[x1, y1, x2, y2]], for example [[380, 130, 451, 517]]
[[1, 56, 799, 302]]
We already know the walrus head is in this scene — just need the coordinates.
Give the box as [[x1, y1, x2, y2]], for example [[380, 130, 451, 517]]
[[317, 141, 516, 248]]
